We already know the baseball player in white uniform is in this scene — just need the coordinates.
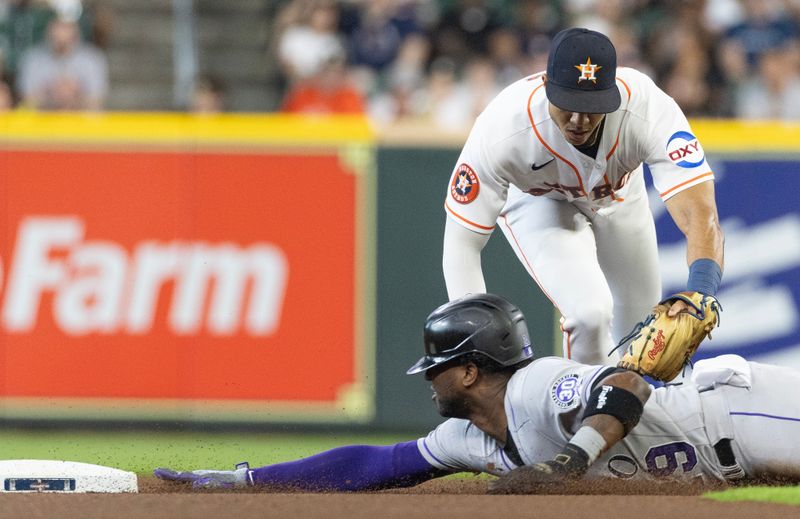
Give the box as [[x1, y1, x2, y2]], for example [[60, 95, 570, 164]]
[[155, 295, 800, 491], [443, 28, 724, 364]]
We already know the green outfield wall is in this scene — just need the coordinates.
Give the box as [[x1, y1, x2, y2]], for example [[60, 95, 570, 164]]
[[373, 147, 556, 430]]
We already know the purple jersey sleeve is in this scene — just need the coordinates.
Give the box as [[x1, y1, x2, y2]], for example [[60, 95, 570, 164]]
[[249, 440, 450, 491]]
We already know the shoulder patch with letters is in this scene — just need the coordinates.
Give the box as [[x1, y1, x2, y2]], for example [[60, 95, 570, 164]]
[[450, 163, 480, 204], [551, 374, 581, 409], [666, 131, 705, 168]]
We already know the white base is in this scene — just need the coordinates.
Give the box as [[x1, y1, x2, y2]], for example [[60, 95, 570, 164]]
[[0, 460, 138, 493]]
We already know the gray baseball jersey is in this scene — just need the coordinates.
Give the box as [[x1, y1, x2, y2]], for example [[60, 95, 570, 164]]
[[417, 357, 752, 482]]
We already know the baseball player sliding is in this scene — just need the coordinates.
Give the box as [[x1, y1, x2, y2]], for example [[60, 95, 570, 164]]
[[443, 28, 724, 364], [155, 294, 800, 492]]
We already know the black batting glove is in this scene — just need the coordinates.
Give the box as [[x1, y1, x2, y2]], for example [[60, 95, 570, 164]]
[[488, 444, 590, 494]]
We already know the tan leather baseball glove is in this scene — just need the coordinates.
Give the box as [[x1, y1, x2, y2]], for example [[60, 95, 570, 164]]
[[613, 292, 721, 382]]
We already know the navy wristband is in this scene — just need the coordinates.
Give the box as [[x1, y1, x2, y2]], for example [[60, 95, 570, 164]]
[[687, 258, 722, 296]]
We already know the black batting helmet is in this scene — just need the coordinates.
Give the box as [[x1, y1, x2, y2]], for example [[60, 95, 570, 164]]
[[406, 293, 534, 375]]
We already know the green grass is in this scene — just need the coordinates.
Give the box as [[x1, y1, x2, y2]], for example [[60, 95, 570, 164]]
[[705, 486, 800, 506], [0, 429, 411, 475]]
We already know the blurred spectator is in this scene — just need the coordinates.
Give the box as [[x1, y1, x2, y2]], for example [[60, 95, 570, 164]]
[[486, 27, 528, 85], [563, 1, 656, 80], [342, 0, 420, 72], [385, 33, 431, 95], [413, 55, 458, 126], [514, 0, 563, 70], [703, 0, 746, 34], [79, 0, 113, 50], [661, 32, 715, 116], [718, 0, 799, 83], [608, 25, 652, 75], [416, 56, 501, 131], [280, 52, 366, 114], [16, 15, 107, 110], [734, 44, 800, 120], [367, 33, 431, 124], [646, 0, 724, 115], [0, 78, 13, 111], [0, 0, 55, 89], [428, 0, 513, 66], [265, 0, 800, 122], [275, 0, 345, 83], [563, 0, 652, 69], [190, 74, 226, 114], [514, 0, 563, 35], [566, 0, 632, 36]]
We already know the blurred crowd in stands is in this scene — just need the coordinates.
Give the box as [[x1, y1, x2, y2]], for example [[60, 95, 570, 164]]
[[0, 0, 109, 111], [1, 0, 799, 125], [273, 0, 800, 125]]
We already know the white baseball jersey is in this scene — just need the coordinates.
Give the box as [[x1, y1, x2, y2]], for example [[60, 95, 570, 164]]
[[417, 356, 800, 482], [445, 67, 712, 234], [443, 66, 716, 364]]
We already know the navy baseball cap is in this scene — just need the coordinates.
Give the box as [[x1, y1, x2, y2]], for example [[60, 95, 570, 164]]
[[545, 28, 620, 114]]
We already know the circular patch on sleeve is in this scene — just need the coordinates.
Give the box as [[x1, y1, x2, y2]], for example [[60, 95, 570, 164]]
[[550, 374, 580, 409], [666, 131, 705, 168], [450, 163, 480, 204]]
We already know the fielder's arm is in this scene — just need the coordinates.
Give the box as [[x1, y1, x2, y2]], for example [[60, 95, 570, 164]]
[[664, 181, 725, 315], [442, 218, 492, 299]]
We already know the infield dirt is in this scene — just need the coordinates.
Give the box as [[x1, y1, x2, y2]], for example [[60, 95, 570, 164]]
[[1, 477, 796, 519]]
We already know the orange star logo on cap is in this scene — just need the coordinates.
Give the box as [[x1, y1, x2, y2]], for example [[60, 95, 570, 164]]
[[575, 57, 602, 83]]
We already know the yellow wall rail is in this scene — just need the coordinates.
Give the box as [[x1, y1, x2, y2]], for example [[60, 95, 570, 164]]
[[0, 112, 375, 146], [690, 119, 800, 153], [0, 113, 796, 153], [377, 117, 800, 152]]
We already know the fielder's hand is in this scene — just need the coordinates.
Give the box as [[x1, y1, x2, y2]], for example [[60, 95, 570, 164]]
[[614, 291, 720, 382]]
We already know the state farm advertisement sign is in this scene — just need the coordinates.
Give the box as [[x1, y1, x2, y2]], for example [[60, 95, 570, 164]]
[[0, 149, 371, 421]]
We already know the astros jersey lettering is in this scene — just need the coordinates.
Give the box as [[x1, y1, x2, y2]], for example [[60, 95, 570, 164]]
[[445, 67, 712, 234]]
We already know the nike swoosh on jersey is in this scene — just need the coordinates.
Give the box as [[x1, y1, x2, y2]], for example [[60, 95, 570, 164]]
[[531, 159, 555, 171]]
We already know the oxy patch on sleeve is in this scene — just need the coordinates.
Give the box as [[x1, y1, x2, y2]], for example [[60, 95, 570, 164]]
[[665, 131, 705, 168]]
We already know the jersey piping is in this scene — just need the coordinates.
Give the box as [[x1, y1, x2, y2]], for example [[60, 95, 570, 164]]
[[500, 214, 561, 310], [602, 77, 632, 165], [498, 450, 515, 471], [527, 84, 587, 197], [420, 437, 449, 468], [659, 171, 714, 198], [617, 77, 632, 100], [501, 214, 572, 358], [600, 77, 632, 202], [445, 200, 496, 232]]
